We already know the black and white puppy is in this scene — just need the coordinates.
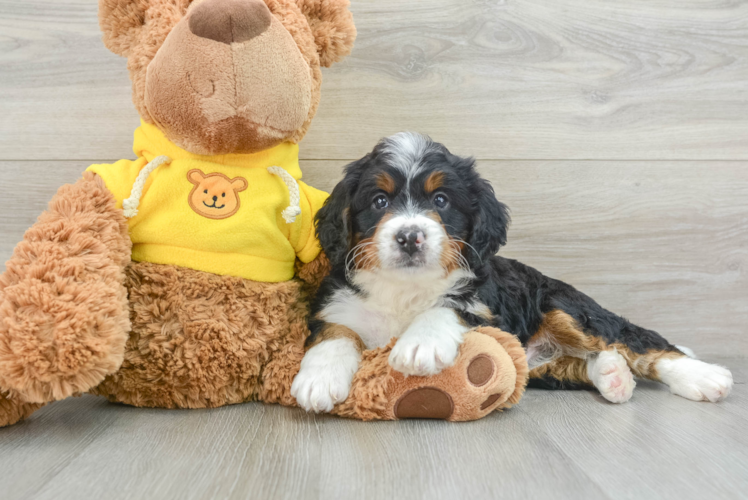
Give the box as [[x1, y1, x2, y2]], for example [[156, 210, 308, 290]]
[[291, 133, 733, 413]]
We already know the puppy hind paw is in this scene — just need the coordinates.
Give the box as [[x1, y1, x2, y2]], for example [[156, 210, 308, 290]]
[[658, 358, 733, 402], [588, 350, 636, 404]]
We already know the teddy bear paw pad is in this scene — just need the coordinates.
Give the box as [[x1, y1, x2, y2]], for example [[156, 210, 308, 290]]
[[393, 387, 454, 419]]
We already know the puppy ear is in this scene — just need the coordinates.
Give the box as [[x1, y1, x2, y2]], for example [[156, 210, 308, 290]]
[[468, 177, 510, 267], [316, 182, 351, 269], [315, 156, 368, 269], [296, 0, 357, 67], [98, 0, 149, 57]]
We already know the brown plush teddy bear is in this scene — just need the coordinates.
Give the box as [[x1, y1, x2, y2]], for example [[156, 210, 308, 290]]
[[0, 0, 528, 427]]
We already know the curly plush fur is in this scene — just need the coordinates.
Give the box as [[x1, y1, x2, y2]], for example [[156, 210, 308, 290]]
[[0, 0, 528, 426], [0, 173, 131, 403], [89, 261, 312, 408]]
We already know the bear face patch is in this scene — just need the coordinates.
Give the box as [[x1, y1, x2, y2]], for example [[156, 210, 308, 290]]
[[187, 169, 248, 219]]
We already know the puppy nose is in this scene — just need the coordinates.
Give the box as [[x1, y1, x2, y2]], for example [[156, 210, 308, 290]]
[[189, 0, 272, 45], [395, 229, 426, 257]]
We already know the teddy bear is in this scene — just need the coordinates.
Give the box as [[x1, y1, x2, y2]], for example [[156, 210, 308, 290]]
[[0, 0, 528, 427]]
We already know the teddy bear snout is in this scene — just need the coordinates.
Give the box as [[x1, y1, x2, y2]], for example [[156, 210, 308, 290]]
[[189, 0, 272, 45]]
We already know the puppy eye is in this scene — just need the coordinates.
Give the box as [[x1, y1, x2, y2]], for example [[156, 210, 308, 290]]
[[433, 193, 449, 209], [373, 194, 389, 210], [204, 189, 208, 194], [222, 193, 226, 197]]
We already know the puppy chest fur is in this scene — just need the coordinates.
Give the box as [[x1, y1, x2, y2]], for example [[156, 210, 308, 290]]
[[319, 269, 472, 349]]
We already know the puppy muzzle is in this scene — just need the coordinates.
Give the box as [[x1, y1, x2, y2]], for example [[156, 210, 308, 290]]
[[376, 215, 445, 271], [395, 227, 426, 257]]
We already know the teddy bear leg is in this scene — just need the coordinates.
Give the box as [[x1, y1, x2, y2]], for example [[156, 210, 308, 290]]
[[257, 255, 333, 407], [333, 327, 529, 422], [0, 388, 44, 427], [0, 173, 131, 404]]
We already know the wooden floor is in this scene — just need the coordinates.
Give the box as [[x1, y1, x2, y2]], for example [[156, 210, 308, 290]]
[[0, 0, 746, 498]]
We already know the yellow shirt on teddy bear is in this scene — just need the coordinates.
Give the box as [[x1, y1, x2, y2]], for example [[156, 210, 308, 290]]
[[87, 121, 328, 282]]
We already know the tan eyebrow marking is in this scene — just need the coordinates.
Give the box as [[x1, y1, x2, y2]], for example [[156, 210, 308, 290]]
[[376, 172, 396, 193], [425, 171, 445, 192]]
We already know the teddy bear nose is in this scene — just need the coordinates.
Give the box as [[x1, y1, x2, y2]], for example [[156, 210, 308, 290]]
[[189, 0, 272, 45], [212, 195, 218, 202]]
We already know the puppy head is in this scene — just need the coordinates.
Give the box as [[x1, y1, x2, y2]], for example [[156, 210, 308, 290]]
[[317, 132, 510, 279]]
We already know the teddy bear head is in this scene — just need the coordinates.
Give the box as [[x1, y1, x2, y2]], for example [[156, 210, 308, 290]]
[[99, 0, 356, 155]]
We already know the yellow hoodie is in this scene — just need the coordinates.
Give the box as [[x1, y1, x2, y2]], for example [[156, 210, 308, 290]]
[[87, 121, 328, 282]]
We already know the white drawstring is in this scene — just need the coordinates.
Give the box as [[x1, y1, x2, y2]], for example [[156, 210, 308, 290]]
[[123, 158, 300, 223], [123, 155, 171, 218], [267, 166, 302, 224]]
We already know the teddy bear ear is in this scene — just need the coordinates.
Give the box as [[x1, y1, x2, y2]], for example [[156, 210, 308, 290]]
[[296, 0, 357, 67], [98, 0, 150, 57]]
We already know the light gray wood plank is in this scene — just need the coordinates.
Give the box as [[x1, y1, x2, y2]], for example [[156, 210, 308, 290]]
[[2, 160, 745, 357], [0, 366, 744, 500], [0, 394, 607, 500], [311, 411, 608, 500], [486, 161, 748, 358], [2, 0, 748, 160], [517, 362, 748, 499]]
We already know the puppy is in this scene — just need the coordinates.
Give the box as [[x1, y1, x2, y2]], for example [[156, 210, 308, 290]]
[[291, 133, 733, 413]]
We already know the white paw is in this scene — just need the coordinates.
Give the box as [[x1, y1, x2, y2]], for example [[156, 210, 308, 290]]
[[388, 330, 461, 377], [290, 338, 360, 413], [587, 350, 635, 403], [657, 357, 733, 402]]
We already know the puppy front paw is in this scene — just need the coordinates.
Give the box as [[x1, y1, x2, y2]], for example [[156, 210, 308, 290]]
[[291, 366, 353, 413], [290, 338, 360, 413], [388, 331, 461, 377]]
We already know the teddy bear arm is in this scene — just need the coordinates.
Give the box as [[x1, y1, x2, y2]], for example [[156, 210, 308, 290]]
[[0, 172, 132, 404], [332, 327, 529, 421], [295, 251, 331, 292], [0, 389, 44, 427]]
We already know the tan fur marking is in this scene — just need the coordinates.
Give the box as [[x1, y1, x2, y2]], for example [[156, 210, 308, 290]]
[[353, 236, 379, 271], [376, 172, 395, 193], [472, 303, 493, 323], [424, 210, 464, 273], [354, 213, 393, 271], [531, 310, 686, 381], [529, 357, 592, 385], [425, 171, 444, 192], [308, 323, 365, 353]]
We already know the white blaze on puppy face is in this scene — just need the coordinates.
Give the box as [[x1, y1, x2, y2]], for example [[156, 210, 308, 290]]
[[380, 132, 432, 181]]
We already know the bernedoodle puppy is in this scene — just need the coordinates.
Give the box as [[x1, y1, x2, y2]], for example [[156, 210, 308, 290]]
[[291, 133, 733, 412]]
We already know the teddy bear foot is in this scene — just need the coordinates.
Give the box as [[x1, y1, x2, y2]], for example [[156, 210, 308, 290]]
[[0, 389, 44, 428], [333, 327, 529, 422]]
